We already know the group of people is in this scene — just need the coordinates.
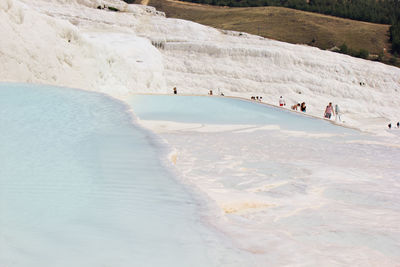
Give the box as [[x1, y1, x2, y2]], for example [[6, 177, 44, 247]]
[[280, 96, 306, 112], [251, 96, 263, 101], [284, 96, 398, 128], [323, 102, 341, 121], [388, 122, 400, 129], [280, 96, 341, 121], [290, 102, 306, 112]]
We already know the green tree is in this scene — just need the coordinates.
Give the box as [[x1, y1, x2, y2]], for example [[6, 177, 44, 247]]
[[339, 43, 348, 54], [390, 20, 400, 54]]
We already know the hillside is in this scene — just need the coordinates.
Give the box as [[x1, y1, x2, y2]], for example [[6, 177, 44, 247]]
[[143, 0, 391, 59], [2, 0, 400, 265]]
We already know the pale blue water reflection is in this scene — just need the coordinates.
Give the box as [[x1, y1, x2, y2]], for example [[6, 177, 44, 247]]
[[130, 95, 357, 135], [0, 83, 245, 267]]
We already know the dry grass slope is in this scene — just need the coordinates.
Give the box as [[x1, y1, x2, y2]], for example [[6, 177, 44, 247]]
[[145, 0, 391, 57]]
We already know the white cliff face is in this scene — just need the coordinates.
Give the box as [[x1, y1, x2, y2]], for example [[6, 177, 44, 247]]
[[1, 0, 399, 131], [0, 0, 167, 96]]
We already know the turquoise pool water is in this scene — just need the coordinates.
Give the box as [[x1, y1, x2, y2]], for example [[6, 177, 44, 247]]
[[0, 83, 245, 267], [129, 95, 356, 134]]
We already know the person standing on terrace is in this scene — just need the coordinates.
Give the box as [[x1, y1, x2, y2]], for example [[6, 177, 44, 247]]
[[335, 104, 342, 122], [324, 102, 335, 119], [300, 102, 306, 112], [279, 96, 286, 107]]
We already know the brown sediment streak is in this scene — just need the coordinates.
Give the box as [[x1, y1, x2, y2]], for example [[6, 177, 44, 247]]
[[222, 202, 273, 214]]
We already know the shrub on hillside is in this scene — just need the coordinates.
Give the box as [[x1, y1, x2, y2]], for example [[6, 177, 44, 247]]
[[339, 43, 348, 54], [108, 6, 120, 12], [357, 49, 370, 59]]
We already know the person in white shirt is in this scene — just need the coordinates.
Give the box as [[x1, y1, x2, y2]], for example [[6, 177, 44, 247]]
[[279, 96, 286, 107], [335, 104, 342, 122]]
